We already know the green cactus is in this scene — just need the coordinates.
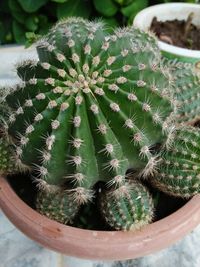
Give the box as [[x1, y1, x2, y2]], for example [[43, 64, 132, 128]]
[[0, 138, 18, 175], [152, 126, 200, 198], [0, 87, 11, 130], [150, 62, 200, 198], [99, 181, 154, 231], [36, 187, 80, 224], [3, 17, 199, 231], [166, 61, 200, 125]]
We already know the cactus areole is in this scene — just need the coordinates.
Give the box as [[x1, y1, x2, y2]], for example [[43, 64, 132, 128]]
[[4, 17, 199, 231]]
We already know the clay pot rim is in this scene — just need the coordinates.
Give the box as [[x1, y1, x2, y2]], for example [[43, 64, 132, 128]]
[[0, 175, 200, 260]]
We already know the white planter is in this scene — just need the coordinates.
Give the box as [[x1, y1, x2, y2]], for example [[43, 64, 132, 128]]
[[133, 3, 200, 64]]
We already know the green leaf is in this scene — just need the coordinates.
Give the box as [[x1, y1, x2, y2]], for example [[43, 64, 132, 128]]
[[0, 1, 10, 13], [121, 0, 148, 18], [25, 15, 39, 31], [0, 14, 13, 44], [103, 17, 119, 29], [185, 0, 198, 2], [0, 20, 12, 44], [113, 0, 133, 6], [12, 20, 26, 44], [25, 32, 41, 48], [38, 15, 52, 35], [17, 0, 48, 13], [9, 0, 27, 24], [57, 0, 91, 19], [51, 0, 68, 2], [93, 0, 118, 17]]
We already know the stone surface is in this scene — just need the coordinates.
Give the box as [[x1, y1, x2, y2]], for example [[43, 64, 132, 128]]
[[1, 210, 200, 267], [0, 211, 60, 267], [0, 45, 200, 267]]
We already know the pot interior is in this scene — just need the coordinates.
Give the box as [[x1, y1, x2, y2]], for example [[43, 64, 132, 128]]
[[133, 3, 200, 59], [134, 3, 200, 31], [7, 173, 188, 231]]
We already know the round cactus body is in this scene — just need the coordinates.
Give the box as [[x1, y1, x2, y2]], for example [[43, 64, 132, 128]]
[[168, 61, 200, 125], [153, 127, 200, 198], [6, 18, 173, 183], [36, 187, 80, 224], [5, 18, 176, 229], [99, 181, 154, 231]]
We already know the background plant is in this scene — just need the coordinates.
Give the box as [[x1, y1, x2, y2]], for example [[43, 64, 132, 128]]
[[0, 0, 198, 46]]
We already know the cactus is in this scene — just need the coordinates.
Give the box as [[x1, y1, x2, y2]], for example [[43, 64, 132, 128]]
[[152, 126, 200, 198], [0, 87, 11, 130], [99, 180, 154, 231], [0, 138, 18, 175], [36, 187, 80, 224], [2, 17, 200, 231], [150, 62, 200, 198], [166, 61, 200, 125], [0, 88, 18, 175]]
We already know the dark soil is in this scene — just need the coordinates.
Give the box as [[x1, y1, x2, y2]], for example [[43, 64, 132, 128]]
[[150, 14, 200, 50], [7, 173, 188, 231], [7, 172, 37, 209]]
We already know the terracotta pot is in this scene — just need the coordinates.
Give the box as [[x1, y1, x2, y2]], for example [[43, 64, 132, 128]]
[[0, 175, 199, 260]]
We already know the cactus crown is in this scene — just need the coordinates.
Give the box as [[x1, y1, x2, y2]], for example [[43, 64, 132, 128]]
[[2, 18, 199, 231]]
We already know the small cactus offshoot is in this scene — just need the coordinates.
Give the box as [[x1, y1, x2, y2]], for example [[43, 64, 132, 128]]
[[99, 181, 154, 231], [153, 126, 200, 198], [167, 61, 200, 125], [0, 18, 199, 231], [0, 138, 18, 175]]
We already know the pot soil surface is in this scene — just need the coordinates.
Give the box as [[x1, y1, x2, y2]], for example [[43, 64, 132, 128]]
[[150, 13, 200, 50]]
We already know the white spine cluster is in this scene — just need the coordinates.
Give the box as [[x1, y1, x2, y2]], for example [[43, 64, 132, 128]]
[[73, 116, 81, 127]]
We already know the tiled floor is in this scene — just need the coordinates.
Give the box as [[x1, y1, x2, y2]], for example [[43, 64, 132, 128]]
[[0, 45, 200, 267]]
